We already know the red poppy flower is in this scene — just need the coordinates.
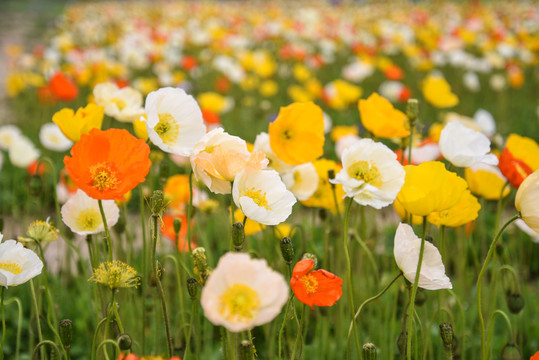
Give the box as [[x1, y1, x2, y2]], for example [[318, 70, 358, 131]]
[[64, 128, 151, 200], [384, 65, 404, 81], [290, 259, 343, 309], [37, 86, 56, 105], [181, 55, 198, 71], [201, 109, 221, 125], [499, 148, 533, 188], [48, 72, 78, 102], [530, 350, 539, 360]]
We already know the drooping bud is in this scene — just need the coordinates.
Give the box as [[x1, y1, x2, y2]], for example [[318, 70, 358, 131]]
[[439, 322, 454, 349], [59, 319, 72, 349], [239, 340, 254, 360], [362, 343, 377, 360], [280, 237, 294, 265], [150, 190, 167, 217], [192, 247, 211, 285], [406, 98, 419, 125], [117, 333, 132, 350], [414, 288, 427, 307], [232, 222, 245, 251], [501, 343, 521, 360], [506, 292, 525, 314], [187, 278, 199, 300], [29, 175, 43, 197], [302, 253, 318, 269]]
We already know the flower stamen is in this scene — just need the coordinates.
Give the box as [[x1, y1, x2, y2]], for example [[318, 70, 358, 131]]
[[219, 284, 260, 322]]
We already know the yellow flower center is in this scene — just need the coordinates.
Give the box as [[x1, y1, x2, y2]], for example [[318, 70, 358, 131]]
[[76, 209, 101, 231], [293, 170, 302, 184], [0, 261, 22, 275], [347, 160, 382, 187], [90, 163, 120, 191], [242, 187, 271, 210], [300, 274, 318, 294], [205, 145, 217, 154], [219, 284, 260, 322], [111, 98, 127, 110], [280, 129, 293, 142], [154, 113, 180, 145]]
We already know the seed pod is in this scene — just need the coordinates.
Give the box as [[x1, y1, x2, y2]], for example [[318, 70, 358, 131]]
[[59, 319, 72, 349], [232, 222, 245, 251], [280, 237, 294, 265], [187, 277, 199, 300], [439, 322, 454, 349], [506, 293, 525, 314]]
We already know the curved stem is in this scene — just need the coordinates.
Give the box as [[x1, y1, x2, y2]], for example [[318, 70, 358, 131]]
[[486, 309, 514, 353], [96, 339, 122, 356], [291, 303, 306, 359], [278, 295, 294, 360], [4, 297, 22, 360], [98, 200, 113, 262], [29, 280, 45, 360], [351, 230, 380, 284], [477, 214, 519, 360], [32, 340, 61, 360], [91, 318, 108, 360], [183, 300, 197, 360], [406, 217, 427, 360], [342, 198, 361, 356]]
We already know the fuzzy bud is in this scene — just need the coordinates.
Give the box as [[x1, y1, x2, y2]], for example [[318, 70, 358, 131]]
[[280, 237, 295, 264], [173, 217, 182, 236], [150, 190, 167, 216], [302, 253, 318, 269], [192, 247, 211, 285], [439, 322, 454, 349], [117, 333, 132, 350], [239, 340, 254, 360], [59, 319, 72, 349], [406, 98, 419, 124], [362, 343, 376, 360], [187, 277, 199, 300], [232, 222, 245, 251], [506, 293, 525, 314], [501, 343, 521, 360]]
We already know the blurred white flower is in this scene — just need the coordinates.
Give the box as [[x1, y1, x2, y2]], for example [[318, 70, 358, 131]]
[[489, 74, 506, 91], [342, 61, 374, 82], [473, 109, 496, 138], [463, 71, 480, 92], [335, 134, 361, 160], [282, 163, 319, 201], [515, 170, 539, 234], [39, 123, 73, 152], [61, 189, 119, 235], [8, 136, 40, 168], [0, 125, 23, 151], [201, 252, 288, 332], [93, 82, 145, 123], [144, 87, 207, 156], [393, 223, 452, 290], [439, 121, 498, 167], [232, 168, 296, 225], [253, 132, 293, 174], [331, 138, 405, 209], [0, 237, 43, 288]]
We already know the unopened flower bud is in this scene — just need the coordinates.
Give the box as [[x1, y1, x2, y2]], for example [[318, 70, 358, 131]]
[[232, 222, 245, 251], [59, 319, 72, 349], [173, 217, 182, 236], [302, 253, 317, 269], [150, 190, 167, 216], [192, 247, 210, 285], [280, 237, 295, 264], [501, 343, 521, 360], [506, 293, 525, 314], [362, 343, 376, 360], [406, 99, 419, 124], [29, 175, 43, 197], [415, 288, 427, 307], [439, 322, 454, 349], [187, 278, 199, 300], [397, 331, 407, 356], [117, 333, 132, 350], [239, 340, 253, 360]]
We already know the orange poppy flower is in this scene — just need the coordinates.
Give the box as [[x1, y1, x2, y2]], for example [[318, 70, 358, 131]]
[[530, 350, 539, 360], [498, 148, 533, 188], [161, 214, 195, 252], [290, 259, 343, 309], [64, 128, 151, 200], [48, 72, 78, 102]]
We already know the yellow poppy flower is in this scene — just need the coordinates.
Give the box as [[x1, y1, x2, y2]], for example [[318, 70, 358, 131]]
[[52, 103, 104, 142], [393, 198, 424, 225], [465, 164, 510, 200], [358, 92, 409, 138], [133, 118, 149, 140], [197, 92, 232, 114], [427, 189, 480, 227], [269, 102, 324, 165], [301, 159, 344, 213], [422, 75, 459, 108], [330, 125, 359, 142], [396, 161, 468, 217], [504, 134, 539, 171]]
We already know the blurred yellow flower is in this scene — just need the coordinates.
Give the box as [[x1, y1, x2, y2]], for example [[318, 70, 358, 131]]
[[133, 118, 149, 140], [325, 79, 362, 110], [198, 92, 232, 114], [330, 125, 359, 142], [274, 223, 295, 239], [358, 92, 409, 138], [396, 161, 468, 217], [301, 159, 345, 213], [269, 102, 324, 165], [465, 164, 510, 200], [427, 189, 480, 227], [287, 85, 313, 103], [422, 75, 459, 108], [259, 80, 278, 97], [234, 208, 265, 236], [293, 64, 312, 82], [52, 103, 104, 142]]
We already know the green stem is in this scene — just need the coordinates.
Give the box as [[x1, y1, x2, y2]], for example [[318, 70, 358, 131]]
[[96, 339, 122, 356], [187, 170, 194, 253], [0, 288, 4, 360], [4, 297, 22, 360], [346, 272, 402, 358], [342, 198, 361, 357], [110, 289, 124, 334], [278, 296, 294, 360], [138, 186, 147, 355], [91, 318, 108, 360], [184, 300, 196, 360], [32, 340, 62, 360], [406, 216, 427, 360], [486, 309, 514, 352], [477, 214, 520, 360], [29, 280, 45, 360], [291, 304, 306, 359], [98, 200, 113, 262], [152, 215, 173, 358]]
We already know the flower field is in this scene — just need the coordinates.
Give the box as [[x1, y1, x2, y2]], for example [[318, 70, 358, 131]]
[[1, 1, 539, 359]]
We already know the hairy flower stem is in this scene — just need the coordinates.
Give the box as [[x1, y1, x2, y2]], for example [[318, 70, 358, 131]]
[[152, 215, 173, 358], [343, 198, 361, 356], [29, 279, 45, 360], [291, 303, 306, 359], [477, 214, 520, 360], [406, 217, 427, 360], [138, 186, 148, 354], [183, 300, 197, 360], [98, 199, 113, 262], [278, 295, 293, 360]]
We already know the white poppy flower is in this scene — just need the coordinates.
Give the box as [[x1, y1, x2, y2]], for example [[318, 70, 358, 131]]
[[393, 223, 452, 290], [253, 132, 293, 174], [144, 87, 207, 156], [0, 237, 43, 288], [463, 71, 480, 92], [93, 82, 145, 123], [39, 123, 73, 152], [201, 252, 288, 332], [335, 134, 361, 160], [8, 136, 40, 168], [331, 138, 405, 209], [515, 170, 539, 234], [281, 163, 319, 201], [514, 219, 539, 244], [61, 189, 119, 235], [473, 109, 496, 138], [0, 125, 23, 151], [439, 121, 498, 168], [232, 168, 296, 226]]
